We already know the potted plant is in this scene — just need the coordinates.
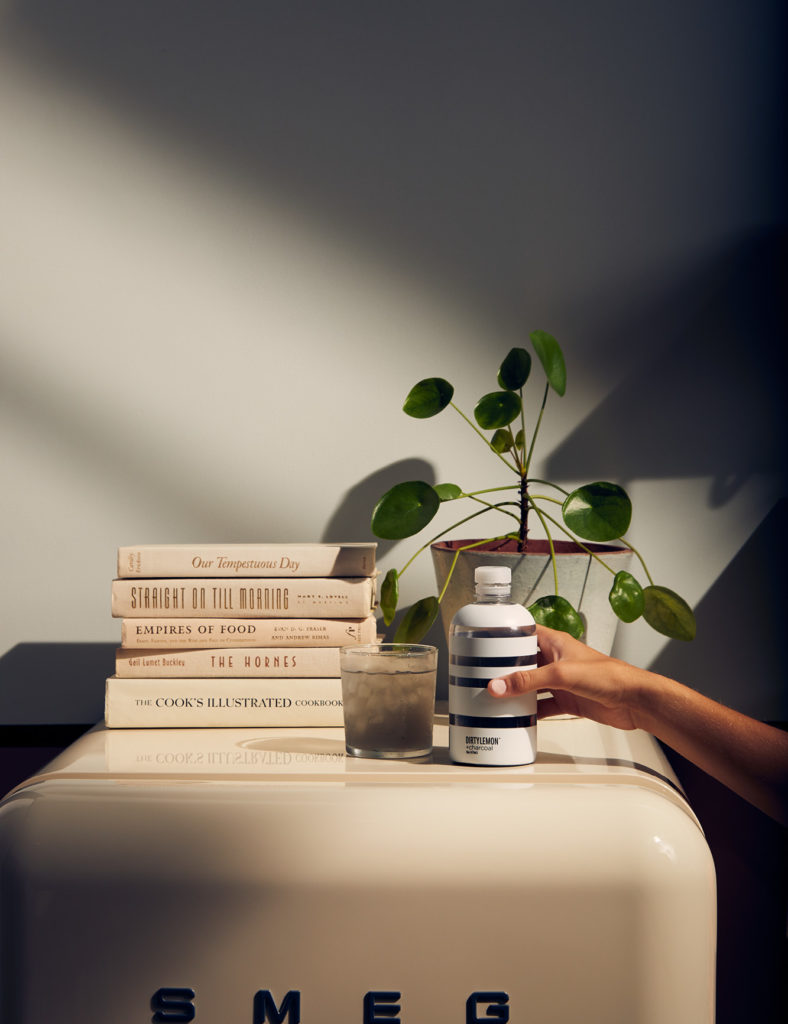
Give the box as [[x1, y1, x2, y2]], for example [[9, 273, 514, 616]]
[[370, 331, 696, 648]]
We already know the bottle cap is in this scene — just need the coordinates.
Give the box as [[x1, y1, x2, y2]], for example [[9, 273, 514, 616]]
[[474, 566, 511, 585]]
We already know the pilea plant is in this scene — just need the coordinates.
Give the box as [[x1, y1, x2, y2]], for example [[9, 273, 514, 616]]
[[371, 331, 696, 644]]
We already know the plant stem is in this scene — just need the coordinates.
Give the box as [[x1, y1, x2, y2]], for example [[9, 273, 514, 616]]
[[397, 505, 499, 576], [509, 428, 524, 474], [464, 485, 520, 498], [530, 501, 654, 587], [517, 388, 527, 473], [527, 494, 563, 505], [619, 538, 655, 586], [467, 495, 522, 524], [529, 502, 559, 593], [437, 535, 517, 604], [450, 401, 520, 475], [518, 472, 528, 552], [526, 478, 570, 496], [524, 382, 550, 473], [533, 504, 626, 577]]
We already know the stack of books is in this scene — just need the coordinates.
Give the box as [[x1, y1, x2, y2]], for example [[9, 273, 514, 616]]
[[105, 542, 378, 728]]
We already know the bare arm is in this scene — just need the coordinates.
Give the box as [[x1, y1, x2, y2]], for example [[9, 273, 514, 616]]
[[488, 625, 788, 825]]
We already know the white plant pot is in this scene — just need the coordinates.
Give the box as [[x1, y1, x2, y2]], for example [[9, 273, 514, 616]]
[[431, 539, 633, 656]]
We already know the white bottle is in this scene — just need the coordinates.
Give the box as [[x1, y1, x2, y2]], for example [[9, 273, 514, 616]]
[[448, 565, 538, 766]]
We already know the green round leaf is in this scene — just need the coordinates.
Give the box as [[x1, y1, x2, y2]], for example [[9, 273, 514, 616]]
[[609, 571, 644, 623], [643, 586, 696, 641], [403, 378, 454, 418], [528, 595, 585, 639], [530, 330, 566, 396], [491, 428, 514, 453], [514, 428, 525, 449], [371, 481, 441, 540], [474, 390, 522, 430], [498, 348, 532, 391], [380, 568, 399, 627], [434, 482, 462, 501], [393, 596, 440, 643], [562, 482, 632, 542]]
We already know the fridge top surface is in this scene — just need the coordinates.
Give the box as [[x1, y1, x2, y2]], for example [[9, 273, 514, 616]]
[[5, 711, 699, 827]]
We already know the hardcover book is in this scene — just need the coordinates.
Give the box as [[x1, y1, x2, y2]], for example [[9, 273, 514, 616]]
[[119, 615, 378, 648], [117, 542, 376, 579], [111, 577, 377, 619], [116, 646, 342, 678], [104, 677, 344, 728]]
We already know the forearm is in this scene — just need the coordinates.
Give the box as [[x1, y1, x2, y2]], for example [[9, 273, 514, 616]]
[[491, 626, 788, 824], [635, 673, 788, 826]]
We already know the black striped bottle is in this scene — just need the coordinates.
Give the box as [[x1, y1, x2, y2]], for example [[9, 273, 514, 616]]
[[448, 565, 537, 765]]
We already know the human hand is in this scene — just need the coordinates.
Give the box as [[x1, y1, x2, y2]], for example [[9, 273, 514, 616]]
[[487, 627, 788, 824], [487, 624, 649, 731]]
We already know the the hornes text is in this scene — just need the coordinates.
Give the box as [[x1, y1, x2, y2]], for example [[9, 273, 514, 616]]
[[151, 988, 510, 1022]]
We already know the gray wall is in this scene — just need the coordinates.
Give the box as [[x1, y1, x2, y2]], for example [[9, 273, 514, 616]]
[[1, 5, 786, 1020], [1, 0, 785, 717]]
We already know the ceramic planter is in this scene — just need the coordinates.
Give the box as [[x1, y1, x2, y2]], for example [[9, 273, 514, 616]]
[[431, 538, 633, 655]]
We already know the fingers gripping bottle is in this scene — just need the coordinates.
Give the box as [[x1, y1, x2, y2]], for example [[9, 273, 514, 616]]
[[449, 565, 538, 765]]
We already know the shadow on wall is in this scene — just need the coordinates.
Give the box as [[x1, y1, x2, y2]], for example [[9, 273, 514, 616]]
[[548, 230, 787, 714], [651, 498, 788, 721], [321, 458, 436, 561], [546, 229, 788, 500], [323, 459, 451, 697], [5, 1, 786, 328], [0, 348, 284, 541], [1, 0, 550, 321]]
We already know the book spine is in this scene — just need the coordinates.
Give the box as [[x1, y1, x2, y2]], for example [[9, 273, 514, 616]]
[[117, 543, 376, 578], [120, 616, 378, 648], [116, 646, 341, 678], [111, 577, 377, 619], [104, 677, 344, 728]]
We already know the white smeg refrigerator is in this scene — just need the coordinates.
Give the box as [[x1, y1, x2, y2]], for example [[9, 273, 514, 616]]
[[0, 715, 716, 1023]]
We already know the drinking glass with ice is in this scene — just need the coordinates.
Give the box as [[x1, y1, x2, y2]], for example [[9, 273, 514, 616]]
[[340, 644, 438, 758]]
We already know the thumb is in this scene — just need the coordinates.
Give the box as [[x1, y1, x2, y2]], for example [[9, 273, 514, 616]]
[[488, 666, 545, 697]]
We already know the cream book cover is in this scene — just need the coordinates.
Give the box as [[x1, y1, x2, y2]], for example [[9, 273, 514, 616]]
[[111, 577, 377, 618], [104, 677, 344, 728], [116, 646, 341, 678], [120, 615, 378, 648], [118, 542, 376, 578]]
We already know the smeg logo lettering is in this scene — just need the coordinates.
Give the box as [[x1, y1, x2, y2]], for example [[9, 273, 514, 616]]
[[151, 987, 511, 1022]]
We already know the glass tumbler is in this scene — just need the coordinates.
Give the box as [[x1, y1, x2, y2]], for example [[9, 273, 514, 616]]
[[340, 643, 437, 758]]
